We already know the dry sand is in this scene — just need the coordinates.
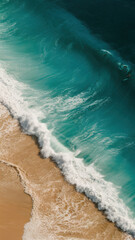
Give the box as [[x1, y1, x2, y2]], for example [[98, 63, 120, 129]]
[[0, 104, 133, 240]]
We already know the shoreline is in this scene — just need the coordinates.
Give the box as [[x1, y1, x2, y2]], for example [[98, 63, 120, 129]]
[[0, 162, 32, 240], [0, 103, 133, 240]]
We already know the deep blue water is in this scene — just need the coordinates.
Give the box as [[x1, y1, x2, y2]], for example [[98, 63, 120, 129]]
[[0, 0, 135, 236]]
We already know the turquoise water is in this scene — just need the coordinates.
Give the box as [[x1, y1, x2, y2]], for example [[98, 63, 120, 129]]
[[0, 0, 135, 236]]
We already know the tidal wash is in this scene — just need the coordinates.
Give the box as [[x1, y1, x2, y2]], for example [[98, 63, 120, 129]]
[[0, 0, 135, 237]]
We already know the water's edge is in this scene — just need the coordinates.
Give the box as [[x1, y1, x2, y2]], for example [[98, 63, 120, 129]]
[[0, 103, 134, 239]]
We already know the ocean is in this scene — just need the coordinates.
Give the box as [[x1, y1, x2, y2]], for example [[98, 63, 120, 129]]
[[0, 0, 135, 237]]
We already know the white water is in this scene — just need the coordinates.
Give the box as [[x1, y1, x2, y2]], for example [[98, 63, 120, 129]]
[[0, 65, 135, 238]]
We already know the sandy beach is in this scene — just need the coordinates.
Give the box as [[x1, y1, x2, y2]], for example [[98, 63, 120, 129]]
[[0, 162, 32, 240], [0, 103, 133, 240]]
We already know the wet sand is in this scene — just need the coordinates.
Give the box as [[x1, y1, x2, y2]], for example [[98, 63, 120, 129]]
[[0, 104, 133, 240], [0, 162, 32, 240]]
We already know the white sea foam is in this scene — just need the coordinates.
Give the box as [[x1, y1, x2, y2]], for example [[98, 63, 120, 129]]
[[0, 65, 135, 238]]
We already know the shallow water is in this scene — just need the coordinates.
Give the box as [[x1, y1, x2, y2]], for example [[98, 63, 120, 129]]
[[0, 104, 131, 240], [0, 0, 135, 237]]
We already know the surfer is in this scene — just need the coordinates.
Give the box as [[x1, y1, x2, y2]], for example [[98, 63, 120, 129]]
[[118, 63, 132, 81]]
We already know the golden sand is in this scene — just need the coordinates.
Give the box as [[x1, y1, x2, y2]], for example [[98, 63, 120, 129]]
[[0, 104, 133, 240], [0, 162, 32, 240]]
